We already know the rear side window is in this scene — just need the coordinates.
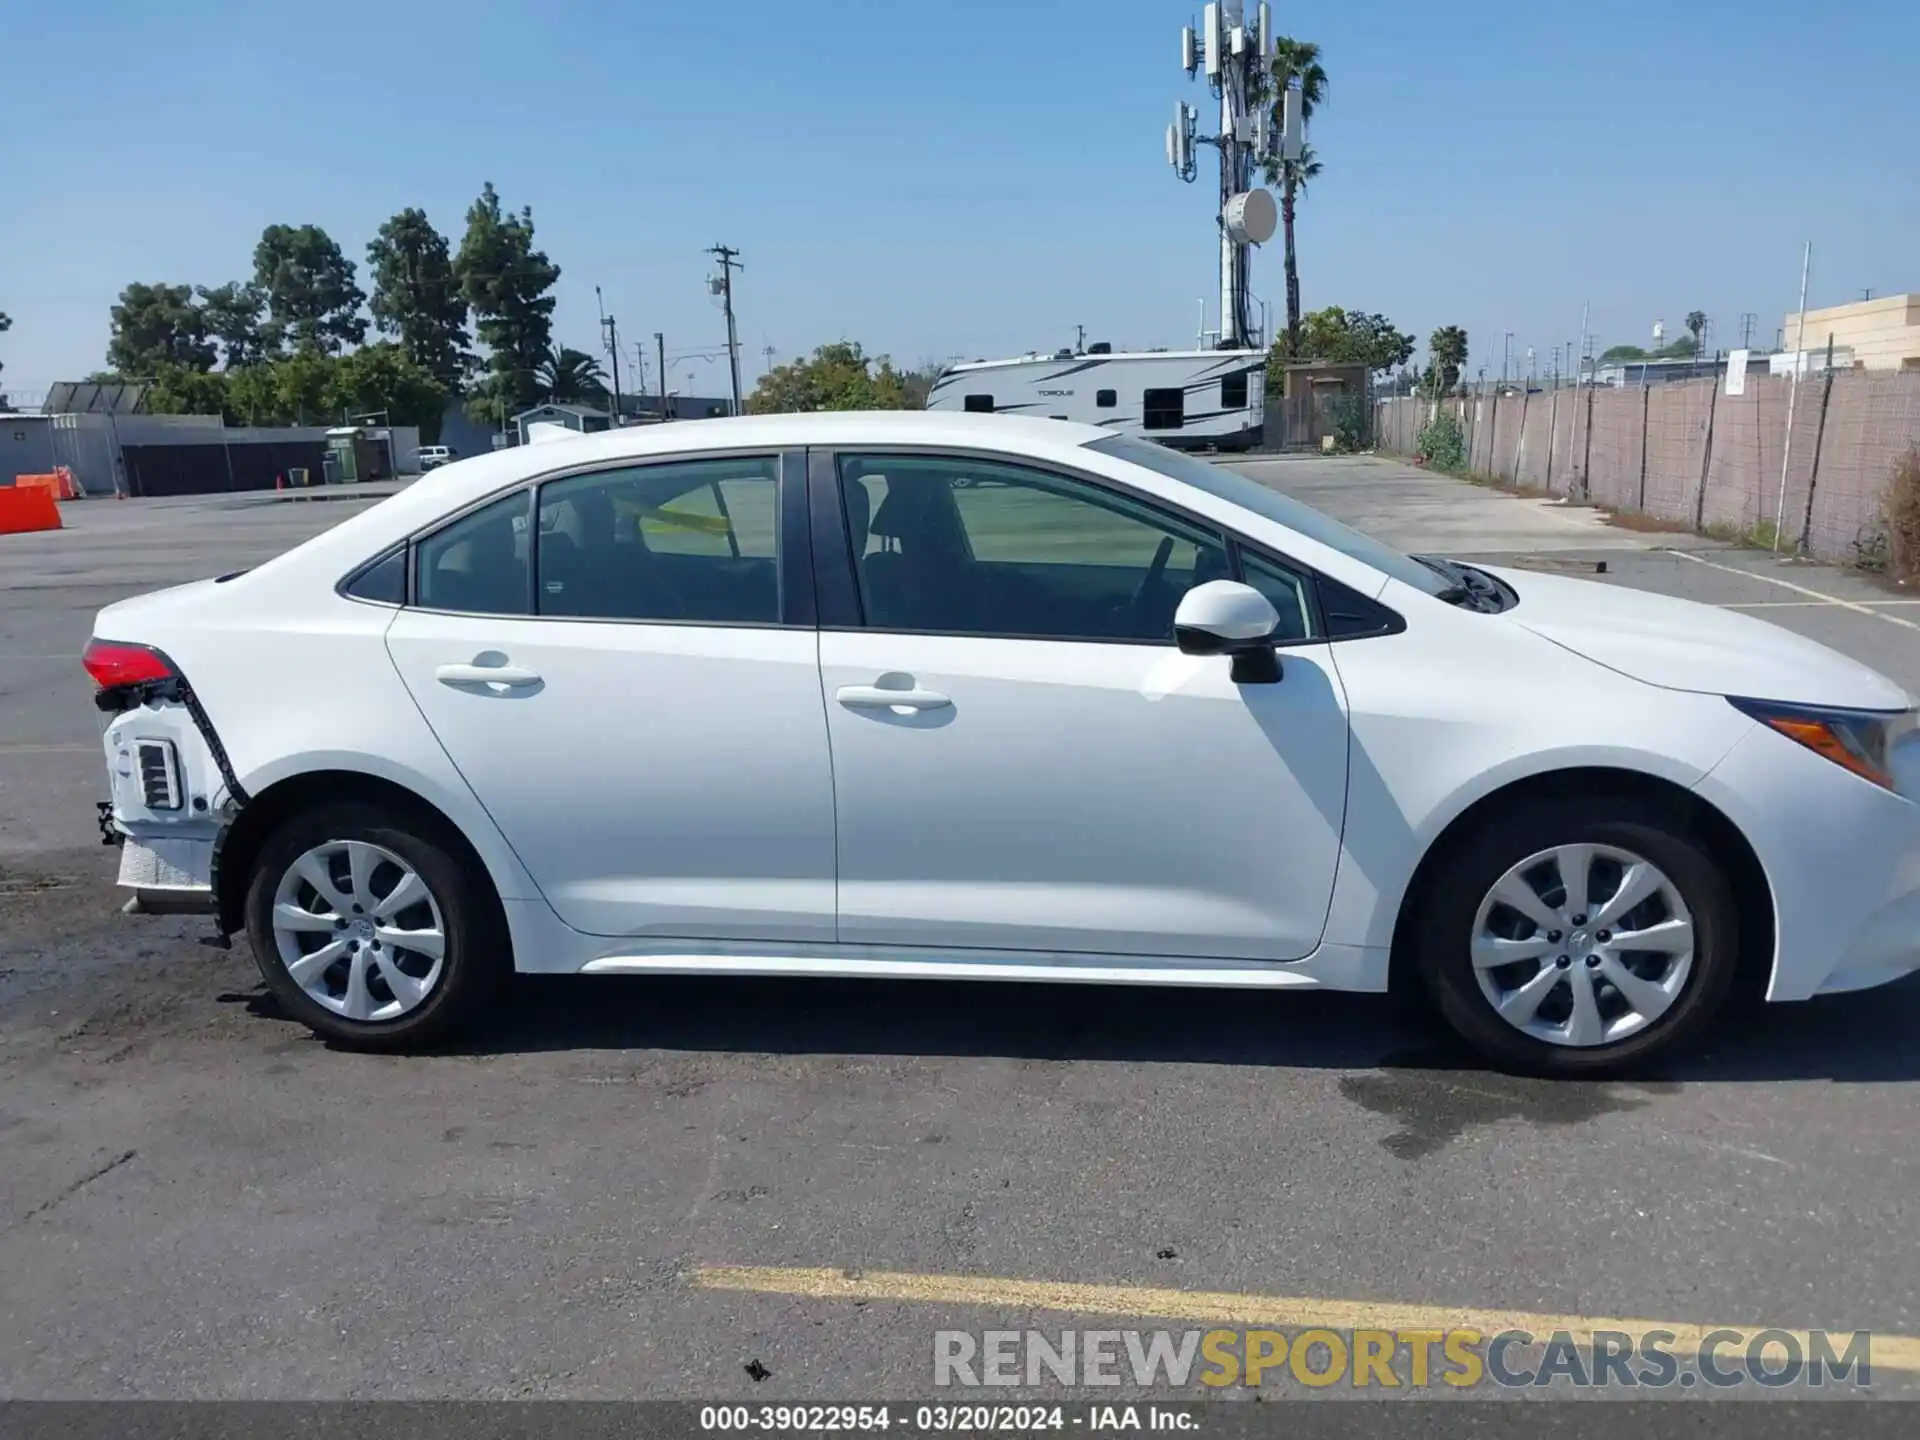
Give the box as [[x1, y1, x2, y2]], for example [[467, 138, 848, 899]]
[[414, 492, 531, 615], [535, 457, 781, 624], [1143, 388, 1184, 430], [1221, 372, 1250, 409], [963, 395, 995, 413], [342, 547, 406, 605]]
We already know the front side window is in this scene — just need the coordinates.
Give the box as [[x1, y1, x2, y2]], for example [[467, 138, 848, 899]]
[[1096, 389, 1117, 408], [963, 395, 994, 413], [536, 457, 780, 624], [414, 491, 531, 615], [1221, 372, 1250, 409], [1240, 552, 1313, 644], [839, 455, 1227, 643]]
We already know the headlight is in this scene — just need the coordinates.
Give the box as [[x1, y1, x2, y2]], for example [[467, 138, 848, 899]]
[[1729, 696, 1920, 791]]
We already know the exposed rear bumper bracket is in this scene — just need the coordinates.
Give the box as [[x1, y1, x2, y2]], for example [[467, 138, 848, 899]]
[[97, 801, 123, 847]]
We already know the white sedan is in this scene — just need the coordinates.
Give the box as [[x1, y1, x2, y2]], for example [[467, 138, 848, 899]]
[[86, 413, 1920, 1074]]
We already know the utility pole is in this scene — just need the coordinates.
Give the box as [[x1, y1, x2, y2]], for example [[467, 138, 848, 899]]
[[1075, 324, 1086, 355], [1740, 312, 1757, 350], [596, 286, 623, 424], [708, 244, 744, 414], [762, 344, 776, 377], [655, 332, 667, 421]]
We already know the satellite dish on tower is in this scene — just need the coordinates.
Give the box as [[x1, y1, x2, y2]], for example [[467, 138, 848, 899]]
[[1224, 189, 1277, 246]]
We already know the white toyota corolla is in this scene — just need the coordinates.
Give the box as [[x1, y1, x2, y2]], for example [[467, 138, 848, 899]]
[[85, 413, 1920, 1073]]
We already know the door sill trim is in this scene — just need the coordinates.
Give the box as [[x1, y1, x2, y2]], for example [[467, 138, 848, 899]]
[[577, 944, 1383, 991]]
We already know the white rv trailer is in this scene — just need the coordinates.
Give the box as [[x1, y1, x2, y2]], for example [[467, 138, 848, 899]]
[[925, 348, 1267, 451]]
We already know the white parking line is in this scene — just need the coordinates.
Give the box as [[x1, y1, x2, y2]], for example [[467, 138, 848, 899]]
[[1665, 550, 1920, 631], [1719, 600, 1920, 610]]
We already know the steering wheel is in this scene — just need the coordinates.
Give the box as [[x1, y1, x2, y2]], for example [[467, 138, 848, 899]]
[[1124, 536, 1176, 633]]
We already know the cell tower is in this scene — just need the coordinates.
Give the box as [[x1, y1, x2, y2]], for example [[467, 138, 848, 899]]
[[1166, 2, 1299, 350]]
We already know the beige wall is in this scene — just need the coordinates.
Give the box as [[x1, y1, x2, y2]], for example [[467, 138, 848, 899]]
[[1782, 294, 1920, 371]]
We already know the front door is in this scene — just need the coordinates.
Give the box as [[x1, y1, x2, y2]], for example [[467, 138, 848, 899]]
[[816, 450, 1350, 961], [385, 452, 836, 942]]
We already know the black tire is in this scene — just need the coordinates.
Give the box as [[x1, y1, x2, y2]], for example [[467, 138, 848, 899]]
[[1413, 796, 1739, 1077], [244, 800, 509, 1052]]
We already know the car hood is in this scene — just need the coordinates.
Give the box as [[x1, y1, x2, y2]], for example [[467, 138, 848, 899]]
[[1479, 564, 1912, 711]]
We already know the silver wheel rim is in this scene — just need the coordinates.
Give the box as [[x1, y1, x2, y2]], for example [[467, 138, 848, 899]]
[[1470, 843, 1694, 1049], [271, 840, 447, 1022]]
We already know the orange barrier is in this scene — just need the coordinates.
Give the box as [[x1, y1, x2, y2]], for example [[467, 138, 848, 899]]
[[13, 467, 79, 500], [0, 484, 63, 534]]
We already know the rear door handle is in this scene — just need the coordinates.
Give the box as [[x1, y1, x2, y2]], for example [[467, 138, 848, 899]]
[[436, 662, 542, 688], [836, 684, 951, 712]]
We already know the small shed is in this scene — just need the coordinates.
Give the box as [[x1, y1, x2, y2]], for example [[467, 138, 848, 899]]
[[1269, 362, 1372, 451], [514, 402, 613, 446]]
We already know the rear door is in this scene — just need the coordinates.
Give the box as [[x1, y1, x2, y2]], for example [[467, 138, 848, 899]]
[[813, 448, 1350, 961], [385, 449, 836, 942]]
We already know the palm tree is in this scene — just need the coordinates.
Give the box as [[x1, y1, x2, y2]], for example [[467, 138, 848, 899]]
[[1261, 37, 1328, 358], [1685, 310, 1707, 351], [537, 345, 608, 404]]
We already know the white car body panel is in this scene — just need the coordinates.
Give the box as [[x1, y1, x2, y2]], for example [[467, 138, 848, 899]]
[[84, 412, 1920, 1012], [818, 632, 1349, 960], [385, 611, 836, 941], [1483, 564, 1912, 711], [1320, 579, 1761, 955]]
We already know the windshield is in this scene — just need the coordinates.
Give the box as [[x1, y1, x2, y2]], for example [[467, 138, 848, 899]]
[[1086, 434, 1455, 597]]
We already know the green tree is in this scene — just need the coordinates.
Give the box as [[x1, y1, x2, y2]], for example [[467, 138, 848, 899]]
[[224, 364, 284, 426], [195, 281, 270, 368], [366, 208, 472, 389], [536, 344, 609, 404], [142, 363, 231, 417], [1260, 37, 1328, 357], [899, 360, 946, 410], [272, 349, 338, 425], [1685, 310, 1707, 350], [1598, 343, 1648, 365], [1284, 306, 1414, 373], [1426, 325, 1469, 394], [745, 341, 911, 414], [328, 343, 450, 440], [108, 282, 216, 374], [457, 182, 561, 422], [253, 224, 367, 354]]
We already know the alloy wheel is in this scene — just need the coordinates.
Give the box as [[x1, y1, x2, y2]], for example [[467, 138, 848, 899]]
[[1469, 843, 1694, 1048], [270, 840, 447, 1022]]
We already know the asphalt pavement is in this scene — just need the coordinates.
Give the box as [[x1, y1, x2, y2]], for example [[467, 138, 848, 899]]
[[3, 459, 1918, 1401]]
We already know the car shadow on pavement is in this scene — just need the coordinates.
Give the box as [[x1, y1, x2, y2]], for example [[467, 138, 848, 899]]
[[421, 966, 1920, 1085]]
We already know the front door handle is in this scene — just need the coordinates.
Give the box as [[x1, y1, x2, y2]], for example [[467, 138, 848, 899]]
[[436, 662, 542, 689], [836, 684, 952, 712]]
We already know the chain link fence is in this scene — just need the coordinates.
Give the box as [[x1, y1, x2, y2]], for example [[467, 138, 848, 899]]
[[1375, 372, 1920, 564]]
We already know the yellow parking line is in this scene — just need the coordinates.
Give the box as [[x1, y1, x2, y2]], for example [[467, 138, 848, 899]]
[[692, 1266, 1920, 1371]]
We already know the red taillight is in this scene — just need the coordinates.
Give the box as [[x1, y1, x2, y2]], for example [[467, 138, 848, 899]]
[[82, 639, 177, 689]]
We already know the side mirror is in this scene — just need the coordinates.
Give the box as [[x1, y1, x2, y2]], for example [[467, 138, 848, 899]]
[[1174, 580, 1283, 684]]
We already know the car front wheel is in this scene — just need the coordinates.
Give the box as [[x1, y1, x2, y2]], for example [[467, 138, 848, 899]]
[[1414, 797, 1740, 1076], [244, 801, 507, 1051]]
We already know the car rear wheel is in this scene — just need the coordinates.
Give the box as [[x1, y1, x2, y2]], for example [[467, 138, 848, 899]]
[[1414, 797, 1740, 1076], [244, 801, 507, 1051]]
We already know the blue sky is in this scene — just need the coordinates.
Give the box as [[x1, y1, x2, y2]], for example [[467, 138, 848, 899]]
[[3, 0, 1916, 402]]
